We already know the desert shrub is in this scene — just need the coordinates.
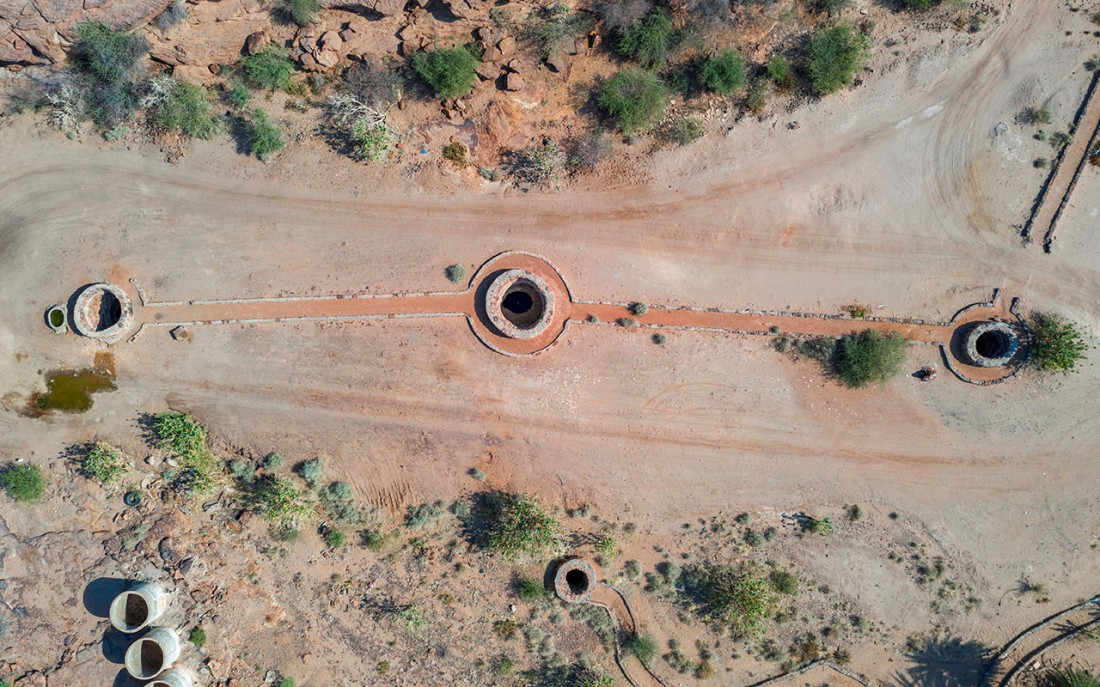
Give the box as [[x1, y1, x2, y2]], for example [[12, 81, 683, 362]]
[[343, 59, 403, 109], [618, 9, 679, 67], [445, 263, 466, 283], [228, 459, 256, 484], [321, 481, 365, 523], [807, 23, 869, 95], [595, 532, 618, 559], [279, 678, 296, 687], [227, 80, 253, 108], [405, 501, 445, 528], [82, 442, 128, 485], [517, 576, 547, 602], [682, 563, 776, 639], [597, 0, 653, 31], [153, 2, 189, 30], [493, 617, 520, 640], [686, 0, 729, 25], [522, 5, 592, 60], [843, 303, 870, 318], [104, 125, 130, 141], [245, 108, 285, 160], [618, 317, 638, 327], [262, 453, 284, 470], [814, 0, 850, 15], [1041, 667, 1100, 687], [767, 54, 794, 89], [69, 22, 149, 127], [1030, 313, 1088, 373], [326, 528, 346, 548], [276, 0, 319, 27], [487, 492, 563, 560], [413, 46, 480, 99], [804, 516, 834, 536], [442, 141, 468, 165], [661, 115, 703, 145], [188, 626, 206, 648], [295, 457, 324, 487], [846, 503, 863, 521], [700, 49, 746, 96], [565, 130, 612, 171], [154, 412, 218, 496], [626, 633, 658, 666], [743, 528, 764, 547], [1023, 107, 1053, 126], [513, 141, 566, 185], [599, 69, 668, 133], [0, 464, 46, 503], [795, 336, 837, 362], [1034, 158, 1049, 169], [352, 120, 392, 162], [653, 333, 667, 345], [630, 302, 649, 316], [252, 475, 314, 524], [270, 525, 301, 542], [362, 529, 385, 551], [745, 79, 771, 112], [154, 79, 219, 139], [623, 559, 642, 578], [769, 569, 799, 595], [834, 330, 907, 387], [1051, 131, 1073, 149], [242, 49, 295, 91]]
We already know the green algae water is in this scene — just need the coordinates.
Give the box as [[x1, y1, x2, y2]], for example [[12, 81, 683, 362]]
[[34, 364, 116, 413], [48, 309, 65, 328]]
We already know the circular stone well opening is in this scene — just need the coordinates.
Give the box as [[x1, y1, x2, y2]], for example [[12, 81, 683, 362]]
[[554, 558, 597, 603], [485, 269, 556, 340], [964, 321, 1020, 367], [71, 283, 134, 343]]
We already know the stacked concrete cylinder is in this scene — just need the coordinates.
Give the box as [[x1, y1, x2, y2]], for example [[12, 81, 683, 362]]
[[108, 582, 192, 683]]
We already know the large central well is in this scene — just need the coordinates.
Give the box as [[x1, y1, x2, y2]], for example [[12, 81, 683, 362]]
[[484, 269, 556, 340]]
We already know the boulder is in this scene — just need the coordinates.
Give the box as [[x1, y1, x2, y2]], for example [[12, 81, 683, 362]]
[[497, 35, 515, 57], [315, 49, 339, 68], [244, 30, 268, 55], [319, 30, 342, 52], [475, 61, 499, 81], [505, 72, 524, 91], [299, 52, 320, 71], [171, 66, 214, 85]]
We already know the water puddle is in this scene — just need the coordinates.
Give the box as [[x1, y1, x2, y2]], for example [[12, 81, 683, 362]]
[[30, 352, 117, 414]]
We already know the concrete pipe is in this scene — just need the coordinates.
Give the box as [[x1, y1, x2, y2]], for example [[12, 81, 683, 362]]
[[124, 627, 181, 680], [109, 582, 168, 633], [148, 667, 194, 687]]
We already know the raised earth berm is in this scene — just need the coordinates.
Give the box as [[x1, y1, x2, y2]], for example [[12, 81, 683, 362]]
[[71, 282, 134, 344], [554, 557, 597, 603], [109, 582, 168, 633], [147, 667, 194, 687], [484, 268, 556, 340], [124, 626, 181, 680]]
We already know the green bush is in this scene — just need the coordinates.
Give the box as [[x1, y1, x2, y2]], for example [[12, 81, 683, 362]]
[[834, 330, 907, 387], [1030, 314, 1088, 373], [443, 141, 468, 165], [517, 576, 547, 602], [683, 563, 776, 639], [745, 79, 771, 112], [242, 49, 296, 91], [321, 481, 364, 523], [157, 80, 220, 139], [252, 475, 314, 524], [445, 263, 466, 283], [295, 457, 324, 487], [701, 49, 746, 96], [662, 115, 703, 145], [767, 54, 794, 89], [413, 46, 480, 99], [279, 678, 296, 687], [522, 6, 592, 60], [599, 69, 668, 133], [352, 120, 392, 162], [82, 442, 128, 485], [276, 0, 319, 26], [188, 626, 207, 648], [769, 569, 799, 595], [626, 633, 658, 666], [326, 528, 346, 548], [405, 502, 445, 527], [807, 23, 869, 95], [0, 464, 46, 503], [619, 9, 679, 67], [487, 492, 563, 560], [805, 516, 834, 536], [228, 79, 253, 108], [154, 412, 218, 496], [630, 302, 649, 316], [69, 22, 149, 127], [362, 529, 385, 551], [246, 109, 284, 160]]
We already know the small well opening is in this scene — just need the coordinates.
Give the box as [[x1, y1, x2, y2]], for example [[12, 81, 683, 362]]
[[500, 281, 545, 329], [975, 330, 1010, 358], [85, 291, 123, 332], [124, 593, 149, 628], [565, 568, 590, 595], [48, 308, 65, 327], [139, 639, 164, 676]]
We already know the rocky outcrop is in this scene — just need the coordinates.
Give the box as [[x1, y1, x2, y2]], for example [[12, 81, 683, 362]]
[[147, 0, 270, 68], [0, 0, 174, 64]]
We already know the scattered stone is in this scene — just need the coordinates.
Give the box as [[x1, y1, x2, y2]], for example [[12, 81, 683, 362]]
[[320, 30, 343, 52], [498, 36, 515, 57], [169, 325, 192, 341], [179, 557, 194, 574], [202, 500, 222, 513], [476, 62, 499, 81], [300, 53, 321, 71], [159, 537, 181, 565], [145, 455, 161, 467]]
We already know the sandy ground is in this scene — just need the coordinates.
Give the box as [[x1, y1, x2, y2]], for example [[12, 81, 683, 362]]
[[2, 0, 1100, 684]]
